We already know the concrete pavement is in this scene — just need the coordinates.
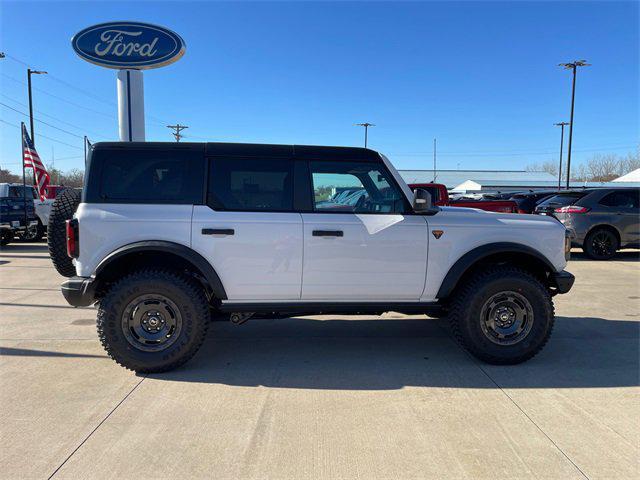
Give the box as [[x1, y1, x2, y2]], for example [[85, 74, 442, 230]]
[[1, 243, 638, 479]]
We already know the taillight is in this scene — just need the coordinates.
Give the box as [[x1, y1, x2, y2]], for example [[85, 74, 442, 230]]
[[66, 219, 79, 258], [554, 206, 589, 214]]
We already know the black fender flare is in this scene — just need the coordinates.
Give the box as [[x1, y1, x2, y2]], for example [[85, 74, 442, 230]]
[[436, 242, 555, 299], [94, 240, 227, 300]]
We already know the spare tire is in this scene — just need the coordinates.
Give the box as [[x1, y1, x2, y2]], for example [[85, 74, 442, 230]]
[[48, 189, 81, 277]]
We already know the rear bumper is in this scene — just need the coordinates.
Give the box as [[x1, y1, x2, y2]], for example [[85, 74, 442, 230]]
[[61, 276, 96, 307], [550, 270, 575, 294]]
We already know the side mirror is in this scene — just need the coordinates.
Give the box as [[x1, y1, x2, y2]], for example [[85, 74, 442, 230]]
[[413, 188, 437, 214]]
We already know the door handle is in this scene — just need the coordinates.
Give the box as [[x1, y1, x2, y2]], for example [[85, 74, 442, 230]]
[[312, 230, 343, 237], [202, 228, 234, 236]]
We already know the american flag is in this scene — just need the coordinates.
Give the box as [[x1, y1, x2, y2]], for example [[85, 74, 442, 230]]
[[22, 124, 50, 201]]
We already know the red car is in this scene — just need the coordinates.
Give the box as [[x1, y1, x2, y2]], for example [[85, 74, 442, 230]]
[[409, 183, 519, 213]]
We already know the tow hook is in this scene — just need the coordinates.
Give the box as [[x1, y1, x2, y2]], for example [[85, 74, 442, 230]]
[[230, 312, 254, 325]]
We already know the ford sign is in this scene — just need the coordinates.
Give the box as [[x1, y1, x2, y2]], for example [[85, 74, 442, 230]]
[[71, 21, 185, 69]]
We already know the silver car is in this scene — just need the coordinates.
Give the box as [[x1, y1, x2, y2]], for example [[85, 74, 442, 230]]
[[535, 188, 640, 260]]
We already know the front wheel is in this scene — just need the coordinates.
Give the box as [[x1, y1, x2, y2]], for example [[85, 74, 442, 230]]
[[448, 266, 554, 364], [97, 270, 210, 373]]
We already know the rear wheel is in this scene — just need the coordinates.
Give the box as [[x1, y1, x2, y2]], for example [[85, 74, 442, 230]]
[[448, 266, 554, 364], [0, 231, 13, 246], [97, 270, 210, 373], [584, 228, 618, 260], [47, 189, 81, 277], [22, 220, 44, 242]]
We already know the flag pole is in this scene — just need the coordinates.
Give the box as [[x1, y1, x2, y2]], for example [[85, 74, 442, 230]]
[[21, 122, 28, 230]]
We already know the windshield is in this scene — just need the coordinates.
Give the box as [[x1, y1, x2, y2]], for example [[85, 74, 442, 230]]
[[537, 192, 586, 208]]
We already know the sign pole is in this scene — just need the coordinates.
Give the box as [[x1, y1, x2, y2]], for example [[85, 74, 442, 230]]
[[117, 69, 145, 141]]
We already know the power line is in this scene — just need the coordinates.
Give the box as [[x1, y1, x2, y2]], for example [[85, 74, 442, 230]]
[[0, 93, 111, 138], [1, 73, 117, 119], [3, 54, 171, 127], [0, 102, 85, 139], [0, 119, 82, 150], [390, 144, 637, 158]]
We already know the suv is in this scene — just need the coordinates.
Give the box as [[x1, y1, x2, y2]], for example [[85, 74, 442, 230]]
[[535, 188, 640, 260], [0, 183, 39, 246], [60, 142, 574, 372]]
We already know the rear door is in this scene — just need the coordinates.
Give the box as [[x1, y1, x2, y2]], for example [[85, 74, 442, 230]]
[[191, 155, 304, 301], [301, 159, 428, 301], [598, 190, 640, 247]]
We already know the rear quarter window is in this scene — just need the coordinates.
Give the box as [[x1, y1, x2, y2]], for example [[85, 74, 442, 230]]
[[89, 148, 205, 204], [537, 192, 587, 208]]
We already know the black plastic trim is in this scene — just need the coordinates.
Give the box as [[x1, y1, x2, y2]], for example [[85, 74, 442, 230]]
[[550, 270, 575, 294], [61, 276, 96, 307], [436, 242, 557, 299], [219, 301, 442, 316], [94, 241, 227, 300]]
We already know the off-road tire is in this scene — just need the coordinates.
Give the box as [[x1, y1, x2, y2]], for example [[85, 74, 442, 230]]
[[583, 228, 618, 260], [0, 231, 12, 247], [97, 269, 210, 373], [47, 189, 81, 277], [448, 266, 554, 365]]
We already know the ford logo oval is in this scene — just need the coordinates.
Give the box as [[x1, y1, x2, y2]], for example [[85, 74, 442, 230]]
[[71, 21, 185, 70]]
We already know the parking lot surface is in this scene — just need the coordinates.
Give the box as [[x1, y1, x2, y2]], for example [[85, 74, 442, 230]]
[[1, 243, 638, 479]]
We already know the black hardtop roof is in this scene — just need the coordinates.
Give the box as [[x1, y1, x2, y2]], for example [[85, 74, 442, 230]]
[[91, 141, 381, 161]]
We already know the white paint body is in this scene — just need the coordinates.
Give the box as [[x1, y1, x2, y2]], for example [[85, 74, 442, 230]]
[[74, 158, 568, 303], [34, 199, 53, 225], [117, 69, 145, 141]]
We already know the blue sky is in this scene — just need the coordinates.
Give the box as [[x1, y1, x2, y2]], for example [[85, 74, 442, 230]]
[[1, 1, 638, 175]]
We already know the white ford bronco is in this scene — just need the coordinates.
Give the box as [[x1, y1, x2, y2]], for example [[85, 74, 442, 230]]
[[58, 142, 574, 372]]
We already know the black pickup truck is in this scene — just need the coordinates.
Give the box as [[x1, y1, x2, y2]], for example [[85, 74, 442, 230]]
[[0, 183, 39, 246]]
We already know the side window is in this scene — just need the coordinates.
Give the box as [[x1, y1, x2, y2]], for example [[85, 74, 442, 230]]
[[599, 191, 639, 209], [99, 150, 204, 204], [208, 157, 294, 212], [310, 161, 406, 214]]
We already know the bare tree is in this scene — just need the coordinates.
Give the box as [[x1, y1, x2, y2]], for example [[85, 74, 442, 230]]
[[0, 168, 21, 183], [525, 160, 558, 176], [586, 154, 620, 182]]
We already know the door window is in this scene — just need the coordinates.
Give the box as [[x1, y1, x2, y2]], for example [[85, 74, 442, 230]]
[[599, 191, 639, 209], [310, 161, 406, 214], [208, 157, 294, 212]]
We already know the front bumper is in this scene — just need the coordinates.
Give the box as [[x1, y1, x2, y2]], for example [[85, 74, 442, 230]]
[[550, 270, 575, 294], [61, 276, 96, 307]]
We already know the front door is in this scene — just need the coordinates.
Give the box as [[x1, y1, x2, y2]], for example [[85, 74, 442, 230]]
[[191, 156, 303, 301], [301, 160, 428, 301]]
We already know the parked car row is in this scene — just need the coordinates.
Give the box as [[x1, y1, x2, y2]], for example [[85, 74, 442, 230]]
[[407, 183, 639, 260], [0, 183, 70, 246], [408, 183, 519, 213]]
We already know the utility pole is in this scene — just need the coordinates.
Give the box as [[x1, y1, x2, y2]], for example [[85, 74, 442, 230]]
[[167, 124, 188, 142], [355, 123, 375, 148], [27, 68, 47, 146], [554, 122, 570, 190], [433, 138, 437, 182], [559, 60, 590, 189]]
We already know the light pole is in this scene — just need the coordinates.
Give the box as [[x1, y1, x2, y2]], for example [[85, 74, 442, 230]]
[[27, 68, 47, 145], [554, 122, 570, 190], [559, 60, 590, 189], [355, 123, 375, 148]]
